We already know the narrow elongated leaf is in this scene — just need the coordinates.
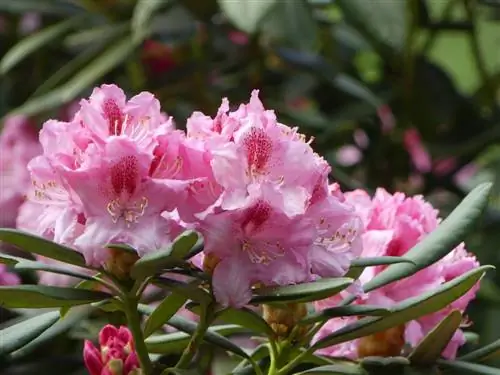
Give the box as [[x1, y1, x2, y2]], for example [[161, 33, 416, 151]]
[[350, 257, 415, 268], [9, 306, 93, 359], [261, 0, 318, 51], [300, 305, 390, 325], [14, 260, 94, 281], [8, 36, 137, 117], [139, 305, 250, 359], [0, 229, 86, 267], [297, 364, 366, 375], [132, 0, 171, 42], [359, 183, 492, 297], [152, 278, 211, 304], [408, 310, 463, 364], [0, 310, 60, 355], [0, 0, 81, 15], [232, 344, 269, 373], [144, 293, 188, 338], [314, 266, 492, 349], [460, 338, 500, 362], [335, 0, 405, 53], [0, 17, 83, 74], [215, 307, 274, 337], [251, 278, 353, 304], [131, 231, 198, 279], [145, 324, 247, 354], [218, 0, 277, 34], [0, 253, 24, 266], [437, 359, 500, 375], [0, 285, 111, 308]]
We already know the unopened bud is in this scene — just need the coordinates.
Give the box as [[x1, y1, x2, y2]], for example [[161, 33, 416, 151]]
[[105, 248, 140, 279], [263, 303, 309, 340], [357, 325, 405, 358]]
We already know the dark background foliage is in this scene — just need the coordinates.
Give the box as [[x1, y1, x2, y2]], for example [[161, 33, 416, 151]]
[[1, 0, 500, 373]]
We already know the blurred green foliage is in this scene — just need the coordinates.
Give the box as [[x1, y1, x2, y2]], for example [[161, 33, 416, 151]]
[[1, 0, 500, 372]]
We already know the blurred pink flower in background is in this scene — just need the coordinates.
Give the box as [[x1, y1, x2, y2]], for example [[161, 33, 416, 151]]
[[335, 145, 362, 167], [313, 188, 480, 360], [404, 127, 477, 187], [0, 264, 20, 285], [84, 325, 140, 375], [228, 30, 249, 45], [0, 115, 42, 228]]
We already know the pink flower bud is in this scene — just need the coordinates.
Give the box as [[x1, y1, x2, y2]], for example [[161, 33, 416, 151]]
[[84, 325, 140, 375]]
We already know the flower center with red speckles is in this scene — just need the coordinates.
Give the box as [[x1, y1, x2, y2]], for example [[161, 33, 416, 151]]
[[242, 127, 273, 177], [106, 156, 148, 226], [103, 99, 125, 136], [240, 201, 285, 264]]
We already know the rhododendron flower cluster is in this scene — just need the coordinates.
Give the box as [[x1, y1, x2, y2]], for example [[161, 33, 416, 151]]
[[185, 92, 363, 307], [84, 325, 140, 375], [19, 85, 363, 308], [313, 188, 480, 359]]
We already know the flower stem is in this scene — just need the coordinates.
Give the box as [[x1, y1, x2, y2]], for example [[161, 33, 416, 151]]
[[175, 303, 214, 369], [124, 296, 153, 375], [276, 347, 312, 375]]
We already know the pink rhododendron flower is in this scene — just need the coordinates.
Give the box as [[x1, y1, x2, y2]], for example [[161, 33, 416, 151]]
[[189, 92, 363, 307], [313, 188, 480, 360], [21, 84, 194, 266], [0, 264, 20, 285], [335, 145, 362, 167], [84, 325, 140, 375], [0, 115, 42, 228]]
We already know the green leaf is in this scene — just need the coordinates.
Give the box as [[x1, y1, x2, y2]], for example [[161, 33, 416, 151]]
[[350, 256, 415, 268], [7, 35, 138, 117], [0, 285, 111, 308], [437, 359, 500, 375], [160, 369, 199, 375], [232, 344, 269, 373], [0, 0, 81, 15], [139, 306, 251, 359], [297, 364, 366, 375], [14, 260, 94, 281], [132, 0, 171, 42], [131, 231, 198, 279], [217, 0, 277, 34], [145, 324, 248, 354], [0, 229, 86, 267], [313, 265, 492, 349], [360, 356, 410, 370], [0, 17, 83, 74], [0, 310, 60, 355], [152, 278, 211, 304], [335, 0, 405, 53], [300, 305, 390, 325], [213, 307, 273, 337], [359, 183, 492, 298], [144, 293, 188, 338], [460, 338, 500, 362], [9, 306, 93, 359], [408, 309, 463, 365], [261, 0, 318, 51], [0, 253, 24, 266], [251, 277, 353, 304]]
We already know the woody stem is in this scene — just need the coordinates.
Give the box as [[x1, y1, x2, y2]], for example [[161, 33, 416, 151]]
[[124, 296, 153, 375]]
